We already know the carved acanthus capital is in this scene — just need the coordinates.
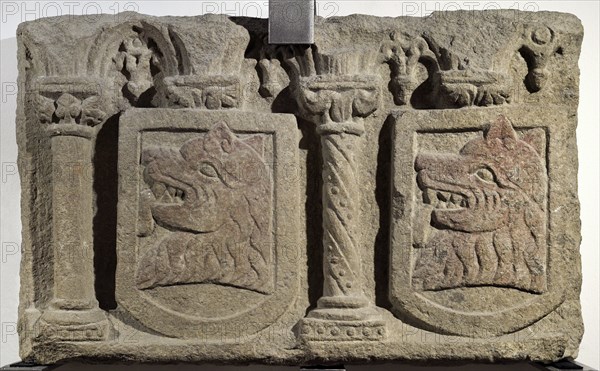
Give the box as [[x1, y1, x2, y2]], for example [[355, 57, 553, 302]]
[[297, 74, 380, 134], [31, 77, 113, 136], [158, 75, 241, 109], [433, 69, 512, 107]]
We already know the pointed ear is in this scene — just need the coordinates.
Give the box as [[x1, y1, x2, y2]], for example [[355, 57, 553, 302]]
[[485, 115, 518, 142], [208, 121, 235, 153], [210, 121, 234, 140], [242, 135, 265, 157]]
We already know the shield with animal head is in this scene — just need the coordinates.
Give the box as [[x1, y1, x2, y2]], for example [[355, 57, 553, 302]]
[[390, 107, 575, 337], [116, 109, 301, 340]]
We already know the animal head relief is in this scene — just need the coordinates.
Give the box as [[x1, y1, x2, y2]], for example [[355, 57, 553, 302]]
[[412, 115, 548, 293], [135, 122, 274, 294]]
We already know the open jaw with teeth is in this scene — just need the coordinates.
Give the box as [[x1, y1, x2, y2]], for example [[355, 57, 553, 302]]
[[423, 188, 469, 210], [150, 181, 186, 204]]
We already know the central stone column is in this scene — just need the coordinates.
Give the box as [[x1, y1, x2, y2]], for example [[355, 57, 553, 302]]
[[296, 73, 386, 341]]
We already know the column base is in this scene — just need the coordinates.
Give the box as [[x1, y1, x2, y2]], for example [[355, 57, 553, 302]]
[[298, 315, 386, 342], [298, 298, 387, 342], [37, 308, 111, 342]]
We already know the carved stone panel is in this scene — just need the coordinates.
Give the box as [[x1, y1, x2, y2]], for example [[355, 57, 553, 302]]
[[390, 106, 578, 337], [116, 109, 300, 339], [15, 9, 584, 365]]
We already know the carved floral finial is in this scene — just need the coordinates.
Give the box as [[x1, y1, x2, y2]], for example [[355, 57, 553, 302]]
[[381, 31, 437, 106], [114, 35, 160, 104], [519, 24, 560, 93]]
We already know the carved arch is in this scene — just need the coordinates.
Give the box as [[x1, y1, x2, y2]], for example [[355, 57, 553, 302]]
[[86, 20, 183, 78]]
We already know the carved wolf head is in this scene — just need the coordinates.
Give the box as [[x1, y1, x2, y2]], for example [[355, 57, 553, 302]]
[[415, 115, 546, 232], [413, 116, 548, 293], [136, 122, 273, 294]]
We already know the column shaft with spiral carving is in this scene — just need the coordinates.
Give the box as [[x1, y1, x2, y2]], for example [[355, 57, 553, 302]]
[[296, 74, 386, 342], [320, 131, 363, 300]]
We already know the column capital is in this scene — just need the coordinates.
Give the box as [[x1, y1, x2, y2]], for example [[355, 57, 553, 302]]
[[156, 75, 242, 109], [295, 74, 380, 131], [45, 123, 95, 139], [31, 76, 114, 129]]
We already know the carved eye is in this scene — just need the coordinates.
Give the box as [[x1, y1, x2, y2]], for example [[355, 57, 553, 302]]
[[199, 163, 218, 178], [220, 139, 232, 153], [474, 167, 496, 183]]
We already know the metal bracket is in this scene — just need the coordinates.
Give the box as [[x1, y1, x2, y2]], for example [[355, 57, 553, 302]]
[[269, 0, 315, 44]]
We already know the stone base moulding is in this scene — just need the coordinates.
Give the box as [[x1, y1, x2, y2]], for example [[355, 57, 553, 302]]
[[299, 316, 387, 342], [15, 9, 584, 365], [1, 360, 598, 370]]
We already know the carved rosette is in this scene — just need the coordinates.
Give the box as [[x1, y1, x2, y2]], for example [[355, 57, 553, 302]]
[[32, 77, 112, 341], [296, 74, 386, 342]]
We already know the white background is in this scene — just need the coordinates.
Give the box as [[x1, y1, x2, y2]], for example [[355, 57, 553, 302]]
[[0, 1, 598, 368]]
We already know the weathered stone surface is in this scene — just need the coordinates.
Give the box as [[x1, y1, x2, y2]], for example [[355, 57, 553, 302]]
[[15, 9, 583, 365]]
